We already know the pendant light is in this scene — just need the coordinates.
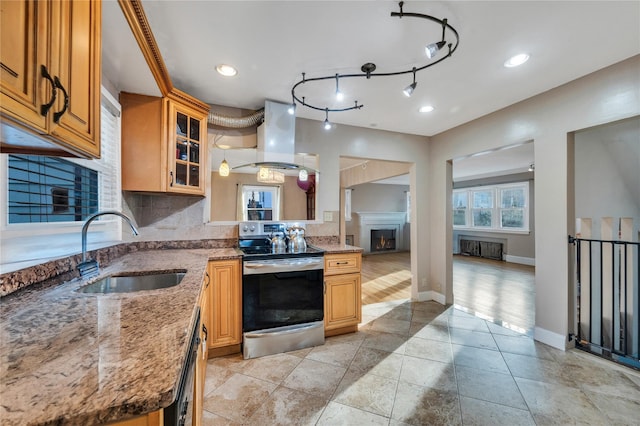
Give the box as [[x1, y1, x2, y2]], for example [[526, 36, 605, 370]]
[[218, 150, 229, 177], [323, 108, 332, 130]]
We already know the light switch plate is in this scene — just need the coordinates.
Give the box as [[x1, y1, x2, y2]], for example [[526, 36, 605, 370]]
[[323, 211, 333, 222]]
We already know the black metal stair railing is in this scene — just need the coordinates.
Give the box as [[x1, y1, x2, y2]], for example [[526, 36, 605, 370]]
[[569, 235, 640, 369]]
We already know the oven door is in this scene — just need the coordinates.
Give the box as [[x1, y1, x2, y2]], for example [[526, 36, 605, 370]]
[[242, 258, 324, 332]]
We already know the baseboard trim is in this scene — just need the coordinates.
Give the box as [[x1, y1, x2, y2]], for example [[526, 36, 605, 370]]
[[505, 255, 535, 266], [415, 290, 446, 305], [534, 326, 567, 350]]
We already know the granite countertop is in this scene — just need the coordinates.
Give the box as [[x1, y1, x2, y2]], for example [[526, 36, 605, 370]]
[[0, 248, 240, 426], [312, 242, 364, 254]]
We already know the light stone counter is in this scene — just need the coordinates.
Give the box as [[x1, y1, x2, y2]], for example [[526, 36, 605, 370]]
[[0, 248, 240, 425], [311, 242, 364, 254]]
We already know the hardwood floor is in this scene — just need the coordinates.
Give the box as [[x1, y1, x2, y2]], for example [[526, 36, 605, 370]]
[[361, 251, 535, 333], [361, 251, 412, 304], [453, 254, 535, 333]]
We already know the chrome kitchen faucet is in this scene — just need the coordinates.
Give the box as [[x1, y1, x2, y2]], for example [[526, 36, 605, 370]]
[[78, 211, 139, 279]]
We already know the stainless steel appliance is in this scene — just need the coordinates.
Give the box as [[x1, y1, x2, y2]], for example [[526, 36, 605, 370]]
[[164, 309, 199, 426], [239, 222, 325, 359]]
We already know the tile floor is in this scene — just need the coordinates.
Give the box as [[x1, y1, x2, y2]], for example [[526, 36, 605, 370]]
[[202, 300, 640, 425]]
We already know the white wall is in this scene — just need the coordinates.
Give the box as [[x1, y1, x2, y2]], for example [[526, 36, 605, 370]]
[[428, 55, 640, 349]]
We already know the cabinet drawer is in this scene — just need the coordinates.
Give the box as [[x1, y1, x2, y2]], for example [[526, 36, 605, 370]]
[[324, 253, 361, 276]]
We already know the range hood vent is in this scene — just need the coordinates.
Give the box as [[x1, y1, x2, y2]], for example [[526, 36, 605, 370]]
[[257, 100, 295, 163]]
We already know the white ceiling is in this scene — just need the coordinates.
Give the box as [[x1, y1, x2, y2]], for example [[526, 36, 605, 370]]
[[101, 1, 640, 182]]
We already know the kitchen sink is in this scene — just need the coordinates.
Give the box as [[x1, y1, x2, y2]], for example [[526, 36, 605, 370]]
[[77, 271, 187, 294]]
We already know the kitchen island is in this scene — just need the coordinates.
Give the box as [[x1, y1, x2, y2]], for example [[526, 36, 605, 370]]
[[0, 248, 239, 425]]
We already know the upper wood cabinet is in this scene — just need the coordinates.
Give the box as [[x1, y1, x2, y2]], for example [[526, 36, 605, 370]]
[[120, 91, 209, 195], [0, 0, 101, 158]]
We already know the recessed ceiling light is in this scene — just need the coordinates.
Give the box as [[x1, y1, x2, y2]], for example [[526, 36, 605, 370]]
[[419, 105, 434, 113], [504, 53, 530, 68], [216, 64, 237, 77]]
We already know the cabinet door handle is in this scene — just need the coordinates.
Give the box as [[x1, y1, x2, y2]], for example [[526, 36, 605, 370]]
[[40, 65, 57, 117], [204, 271, 210, 288], [169, 171, 174, 187], [336, 261, 349, 265], [202, 324, 208, 341], [52, 76, 69, 123], [323, 281, 326, 294]]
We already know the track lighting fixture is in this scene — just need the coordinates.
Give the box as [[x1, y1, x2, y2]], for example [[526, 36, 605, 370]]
[[403, 67, 418, 97], [335, 74, 344, 101], [290, 1, 459, 124], [287, 103, 296, 115], [298, 168, 308, 182], [323, 109, 332, 130], [528, 163, 535, 172], [425, 19, 448, 59]]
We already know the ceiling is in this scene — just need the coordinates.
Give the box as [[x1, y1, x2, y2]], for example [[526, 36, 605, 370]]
[[101, 1, 640, 182]]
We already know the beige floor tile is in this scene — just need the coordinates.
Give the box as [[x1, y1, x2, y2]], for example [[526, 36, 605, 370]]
[[369, 317, 412, 335], [349, 346, 404, 380], [399, 355, 457, 392], [486, 321, 529, 337], [455, 365, 527, 410], [202, 373, 278, 423], [246, 386, 328, 426], [306, 341, 360, 368], [451, 344, 510, 374], [361, 330, 408, 354], [282, 358, 346, 399], [409, 322, 450, 343], [450, 328, 498, 350], [583, 389, 640, 425], [515, 376, 610, 425], [316, 401, 390, 426], [332, 369, 398, 416], [410, 301, 447, 314], [392, 381, 461, 425], [235, 352, 302, 384], [502, 352, 579, 387], [493, 333, 554, 358], [448, 314, 491, 333], [459, 396, 535, 426], [202, 409, 242, 426], [325, 330, 368, 346], [203, 362, 236, 397], [404, 336, 453, 363]]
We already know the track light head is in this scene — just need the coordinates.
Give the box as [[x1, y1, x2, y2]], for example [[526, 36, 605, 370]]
[[403, 67, 418, 97], [426, 40, 447, 59], [403, 82, 417, 97], [287, 103, 296, 115]]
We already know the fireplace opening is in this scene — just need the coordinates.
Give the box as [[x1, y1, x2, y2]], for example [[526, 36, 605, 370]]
[[371, 229, 396, 252]]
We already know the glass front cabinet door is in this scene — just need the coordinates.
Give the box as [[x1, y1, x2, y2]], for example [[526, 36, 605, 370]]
[[168, 100, 207, 195]]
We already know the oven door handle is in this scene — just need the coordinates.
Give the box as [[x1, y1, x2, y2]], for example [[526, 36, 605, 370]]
[[243, 257, 324, 274]]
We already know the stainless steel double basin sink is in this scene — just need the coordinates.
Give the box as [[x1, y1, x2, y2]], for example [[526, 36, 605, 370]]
[[77, 271, 186, 294]]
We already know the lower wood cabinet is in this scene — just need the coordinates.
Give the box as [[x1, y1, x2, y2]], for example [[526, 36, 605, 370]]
[[194, 270, 211, 425], [106, 410, 162, 426], [207, 259, 242, 356], [324, 252, 362, 336]]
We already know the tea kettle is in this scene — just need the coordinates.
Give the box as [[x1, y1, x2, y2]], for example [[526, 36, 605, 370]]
[[270, 232, 287, 253], [287, 226, 307, 253]]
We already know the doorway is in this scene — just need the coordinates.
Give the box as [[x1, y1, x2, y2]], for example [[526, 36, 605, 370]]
[[339, 157, 413, 305], [451, 142, 536, 333]]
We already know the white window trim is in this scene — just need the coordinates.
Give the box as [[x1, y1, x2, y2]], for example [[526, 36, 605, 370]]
[[0, 86, 123, 273], [453, 181, 530, 234]]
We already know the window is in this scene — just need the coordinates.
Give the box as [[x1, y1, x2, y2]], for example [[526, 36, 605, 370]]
[[453, 182, 529, 232], [8, 155, 99, 223], [241, 185, 280, 221], [452, 191, 467, 226]]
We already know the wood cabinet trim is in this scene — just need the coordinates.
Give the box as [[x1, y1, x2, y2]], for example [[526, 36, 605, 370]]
[[117, 0, 172, 96]]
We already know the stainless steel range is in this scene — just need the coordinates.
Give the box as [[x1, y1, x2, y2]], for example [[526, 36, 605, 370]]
[[238, 221, 325, 359]]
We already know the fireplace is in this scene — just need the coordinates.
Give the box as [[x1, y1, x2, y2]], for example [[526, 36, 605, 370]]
[[371, 229, 396, 252], [354, 212, 406, 254]]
